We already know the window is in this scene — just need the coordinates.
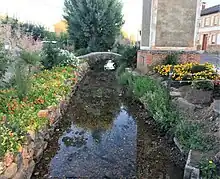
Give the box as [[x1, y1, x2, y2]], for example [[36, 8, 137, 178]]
[[211, 34, 216, 44], [213, 16, 219, 25], [204, 17, 210, 26]]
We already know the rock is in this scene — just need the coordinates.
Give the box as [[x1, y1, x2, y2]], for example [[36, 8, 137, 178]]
[[214, 151, 220, 164], [25, 160, 35, 179], [14, 153, 22, 171], [37, 110, 49, 118], [27, 130, 36, 141], [3, 163, 17, 178], [79, 131, 85, 135], [0, 162, 5, 175], [213, 100, 220, 115], [170, 91, 181, 98], [34, 147, 44, 161], [173, 98, 196, 115], [4, 153, 14, 167], [184, 150, 201, 179], [184, 88, 213, 106]]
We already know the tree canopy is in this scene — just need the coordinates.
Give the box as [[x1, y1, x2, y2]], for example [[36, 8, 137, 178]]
[[63, 0, 124, 52]]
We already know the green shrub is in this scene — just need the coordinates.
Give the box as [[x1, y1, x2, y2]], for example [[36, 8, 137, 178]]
[[0, 43, 10, 80], [163, 53, 179, 65], [200, 159, 219, 179], [191, 65, 208, 73], [41, 43, 62, 69], [75, 48, 90, 56], [14, 63, 30, 100], [113, 44, 139, 68], [192, 80, 214, 91]]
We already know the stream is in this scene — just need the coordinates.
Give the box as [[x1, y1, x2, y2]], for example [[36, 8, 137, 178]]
[[32, 67, 185, 179]]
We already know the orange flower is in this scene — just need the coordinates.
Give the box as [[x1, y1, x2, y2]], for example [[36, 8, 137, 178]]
[[9, 132, 13, 137]]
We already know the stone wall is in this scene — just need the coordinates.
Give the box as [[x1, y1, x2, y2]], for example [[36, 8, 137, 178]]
[[0, 62, 89, 179]]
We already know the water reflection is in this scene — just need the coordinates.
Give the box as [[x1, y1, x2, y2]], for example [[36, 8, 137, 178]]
[[49, 108, 137, 178]]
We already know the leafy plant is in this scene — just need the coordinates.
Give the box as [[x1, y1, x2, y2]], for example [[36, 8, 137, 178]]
[[200, 159, 220, 179], [191, 64, 208, 73], [14, 62, 30, 100], [192, 80, 214, 91], [112, 44, 139, 68], [41, 43, 61, 69], [0, 43, 10, 80], [163, 53, 179, 65]]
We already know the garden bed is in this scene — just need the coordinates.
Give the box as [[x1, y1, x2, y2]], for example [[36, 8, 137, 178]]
[[0, 62, 89, 179], [120, 64, 220, 179]]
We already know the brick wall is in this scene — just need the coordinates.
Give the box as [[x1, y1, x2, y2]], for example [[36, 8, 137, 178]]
[[137, 50, 201, 74]]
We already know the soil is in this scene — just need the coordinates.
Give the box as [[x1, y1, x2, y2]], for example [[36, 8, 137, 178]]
[[32, 67, 185, 179]]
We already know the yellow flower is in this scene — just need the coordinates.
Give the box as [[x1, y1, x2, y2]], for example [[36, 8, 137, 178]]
[[209, 160, 213, 164]]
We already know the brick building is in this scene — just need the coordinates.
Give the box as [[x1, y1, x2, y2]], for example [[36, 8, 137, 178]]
[[197, 4, 220, 52]]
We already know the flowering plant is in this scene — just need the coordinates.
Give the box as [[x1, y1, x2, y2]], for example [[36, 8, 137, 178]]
[[0, 66, 77, 157], [154, 62, 219, 81]]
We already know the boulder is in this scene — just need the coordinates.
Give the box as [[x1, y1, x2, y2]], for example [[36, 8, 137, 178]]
[[213, 100, 220, 115], [3, 163, 17, 178], [170, 91, 181, 98], [37, 110, 49, 118], [184, 88, 213, 106]]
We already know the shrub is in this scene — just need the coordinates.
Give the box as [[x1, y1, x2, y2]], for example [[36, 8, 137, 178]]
[[74, 48, 90, 56], [163, 53, 179, 65], [116, 45, 139, 68], [41, 43, 61, 69], [192, 80, 214, 91], [200, 159, 219, 179], [0, 43, 10, 80], [191, 64, 208, 73], [14, 63, 30, 100]]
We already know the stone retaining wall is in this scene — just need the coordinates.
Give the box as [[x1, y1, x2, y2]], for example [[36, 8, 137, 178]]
[[0, 62, 89, 179]]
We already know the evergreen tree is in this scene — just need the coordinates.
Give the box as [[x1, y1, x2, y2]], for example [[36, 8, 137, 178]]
[[63, 0, 124, 52]]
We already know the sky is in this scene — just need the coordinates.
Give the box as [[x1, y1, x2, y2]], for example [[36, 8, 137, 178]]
[[0, 0, 219, 35]]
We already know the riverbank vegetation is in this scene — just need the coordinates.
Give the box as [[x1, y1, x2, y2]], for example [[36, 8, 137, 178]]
[[118, 71, 214, 152]]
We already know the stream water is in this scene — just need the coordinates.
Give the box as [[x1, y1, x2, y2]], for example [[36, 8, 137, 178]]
[[33, 68, 184, 179]]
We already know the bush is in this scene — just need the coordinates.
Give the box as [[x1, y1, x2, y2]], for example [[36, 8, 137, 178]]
[[41, 44, 79, 69], [0, 43, 10, 80], [41, 43, 61, 69], [74, 48, 90, 56], [163, 53, 179, 65], [192, 80, 214, 91], [115, 44, 139, 68], [191, 64, 208, 73], [14, 63, 30, 100]]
